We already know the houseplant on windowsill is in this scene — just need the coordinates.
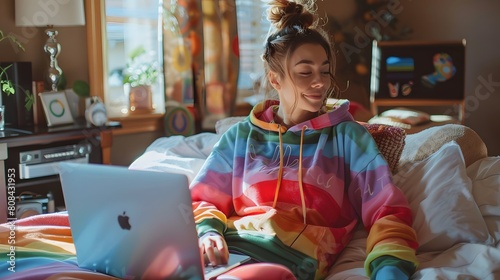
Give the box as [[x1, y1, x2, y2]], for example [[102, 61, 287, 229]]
[[0, 30, 34, 129], [123, 46, 161, 114]]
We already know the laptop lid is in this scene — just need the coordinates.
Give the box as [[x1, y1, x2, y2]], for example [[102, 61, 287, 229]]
[[58, 162, 204, 279]]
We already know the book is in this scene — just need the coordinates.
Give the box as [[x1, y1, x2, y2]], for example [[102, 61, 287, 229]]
[[32, 80, 47, 126]]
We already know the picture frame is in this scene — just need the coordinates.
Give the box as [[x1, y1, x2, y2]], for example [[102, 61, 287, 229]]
[[39, 91, 74, 127]]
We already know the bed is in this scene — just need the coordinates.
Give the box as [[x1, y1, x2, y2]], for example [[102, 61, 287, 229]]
[[1, 120, 500, 279]]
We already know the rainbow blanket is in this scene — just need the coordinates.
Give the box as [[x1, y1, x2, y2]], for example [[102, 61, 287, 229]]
[[0, 213, 118, 279]]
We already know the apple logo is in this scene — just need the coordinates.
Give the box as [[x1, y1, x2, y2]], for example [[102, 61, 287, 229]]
[[117, 211, 131, 230]]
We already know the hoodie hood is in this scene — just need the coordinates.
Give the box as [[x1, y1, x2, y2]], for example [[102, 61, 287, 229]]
[[249, 99, 354, 133]]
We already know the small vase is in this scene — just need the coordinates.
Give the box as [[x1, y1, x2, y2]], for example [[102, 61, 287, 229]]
[[129, 85, 154, 114]]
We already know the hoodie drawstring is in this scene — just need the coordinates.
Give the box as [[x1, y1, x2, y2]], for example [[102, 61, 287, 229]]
[[272, 125, 284, 210], [272, 125, 308, 225], [298, 125, 307, 224]]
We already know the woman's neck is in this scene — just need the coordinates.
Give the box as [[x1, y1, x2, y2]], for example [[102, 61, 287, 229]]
[[275, 106, 320, 126]]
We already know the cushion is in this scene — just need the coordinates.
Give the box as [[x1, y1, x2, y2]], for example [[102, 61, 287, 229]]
[[380, 107, 430, 126], [361, 123, 405, 174], [216, 118, 405, 173], [400, 124, 488, 168], [393, 141, 492, 252]]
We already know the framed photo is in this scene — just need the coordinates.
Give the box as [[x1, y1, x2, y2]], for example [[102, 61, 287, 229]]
[[39, 91, 74, 126]]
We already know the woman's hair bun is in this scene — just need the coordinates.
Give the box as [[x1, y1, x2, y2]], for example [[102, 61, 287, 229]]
[[266, 0, 317, 31]]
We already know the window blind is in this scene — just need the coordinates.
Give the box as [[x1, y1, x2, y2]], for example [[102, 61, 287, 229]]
[[235, 0, 270, 91]]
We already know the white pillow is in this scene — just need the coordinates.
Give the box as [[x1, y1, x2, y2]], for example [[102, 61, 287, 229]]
[[393, 141, 492, 252], [467, 157, 500, 244], [128, 133, 221, 184]]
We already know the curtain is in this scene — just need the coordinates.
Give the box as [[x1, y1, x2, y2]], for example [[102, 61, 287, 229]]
[[163, 0, 239, 134]]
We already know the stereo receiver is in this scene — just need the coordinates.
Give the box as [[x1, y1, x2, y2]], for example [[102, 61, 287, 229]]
[[19, 143, 91, 179]]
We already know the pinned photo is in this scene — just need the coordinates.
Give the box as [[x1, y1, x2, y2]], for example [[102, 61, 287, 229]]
[[421, 52, 457, 88]]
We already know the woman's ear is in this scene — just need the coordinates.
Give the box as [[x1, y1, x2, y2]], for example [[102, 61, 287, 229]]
[[268, 71, 281, 90]]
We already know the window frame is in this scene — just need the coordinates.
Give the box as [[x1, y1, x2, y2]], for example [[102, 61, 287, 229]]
[[234, 0, 269, 101], [86, 0, 164, 135]]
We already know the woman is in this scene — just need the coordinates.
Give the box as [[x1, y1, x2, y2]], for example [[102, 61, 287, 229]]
[[190, 0, 418, 279]]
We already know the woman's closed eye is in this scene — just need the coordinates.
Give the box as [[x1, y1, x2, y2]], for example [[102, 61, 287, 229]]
[[297, 70, 329, 76]]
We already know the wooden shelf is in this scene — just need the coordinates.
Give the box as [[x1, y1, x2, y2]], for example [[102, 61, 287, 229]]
[[371, 99, 465, 124], [109, 113, 164, 136], [371, 99, 464, 107]]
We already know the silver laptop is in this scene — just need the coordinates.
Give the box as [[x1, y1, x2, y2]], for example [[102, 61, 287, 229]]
[[58, 162, 250, 280]]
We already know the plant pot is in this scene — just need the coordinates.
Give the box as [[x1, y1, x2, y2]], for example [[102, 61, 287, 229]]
[[129, 84, 154, 114]]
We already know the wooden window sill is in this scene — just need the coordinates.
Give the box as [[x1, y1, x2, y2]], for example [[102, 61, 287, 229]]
[[109, 113, 164, 136], [106, 101, 253, 136]]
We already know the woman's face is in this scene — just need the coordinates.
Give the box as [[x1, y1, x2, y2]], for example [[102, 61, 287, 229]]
[[271, 43, 331, 124]]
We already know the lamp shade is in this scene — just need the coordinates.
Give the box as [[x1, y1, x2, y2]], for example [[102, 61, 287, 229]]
[[15, 0, 86, 27]]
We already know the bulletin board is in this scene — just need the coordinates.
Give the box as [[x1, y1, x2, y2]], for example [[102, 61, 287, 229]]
[[370, 40, 466, 102]]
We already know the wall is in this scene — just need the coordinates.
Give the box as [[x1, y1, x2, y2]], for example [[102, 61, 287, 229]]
[[318, 0, 500, 156], [0, 0, 88, 87], [0, 0, 158, 166]]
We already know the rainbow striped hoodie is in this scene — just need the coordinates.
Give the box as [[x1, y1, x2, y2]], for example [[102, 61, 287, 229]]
[[190, 99, 418, 279]]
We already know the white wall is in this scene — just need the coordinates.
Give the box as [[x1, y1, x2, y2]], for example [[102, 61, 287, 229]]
[[319, 0, 500, 156]]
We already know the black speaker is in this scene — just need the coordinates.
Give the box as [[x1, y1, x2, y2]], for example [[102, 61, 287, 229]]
[[0, 61, 34, 127]]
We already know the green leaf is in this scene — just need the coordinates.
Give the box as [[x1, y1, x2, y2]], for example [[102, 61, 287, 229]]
[[0, 64, 12, 77], [128, 46, 146, 61], [72, 80, 90, 97], [1, 80, 15, 95], [123, 73, 131, 84], [24, 90, 34, 111], [0, 31, 25, 52]]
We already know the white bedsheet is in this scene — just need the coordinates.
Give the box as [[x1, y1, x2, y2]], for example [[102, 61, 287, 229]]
[[129, 132, 219, 183], [130, 132, 500, 279]]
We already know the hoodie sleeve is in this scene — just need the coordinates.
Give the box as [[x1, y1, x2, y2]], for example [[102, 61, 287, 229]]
[[190, 129, 236, 237], [343, 123, 419, 277]]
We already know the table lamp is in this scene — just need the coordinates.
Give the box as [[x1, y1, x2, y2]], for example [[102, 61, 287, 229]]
[[15, 0, 86, 92]]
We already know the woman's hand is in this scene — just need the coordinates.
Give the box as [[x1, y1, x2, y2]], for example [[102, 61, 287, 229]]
[[199, 232, 229, 266]]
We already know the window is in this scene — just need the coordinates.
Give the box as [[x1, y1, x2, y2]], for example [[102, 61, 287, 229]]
[[104, 0, 164, 117], [90, 0, 269, 121], [235, 0, 270, 97]]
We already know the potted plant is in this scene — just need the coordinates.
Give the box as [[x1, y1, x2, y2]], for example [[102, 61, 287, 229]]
[[0, 30, 31, 99], [0, 30, 34, 129], [123, 46, 161, 113]]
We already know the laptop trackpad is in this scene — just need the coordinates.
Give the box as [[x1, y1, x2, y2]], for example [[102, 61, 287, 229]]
[[204, 253, 251, 280]]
